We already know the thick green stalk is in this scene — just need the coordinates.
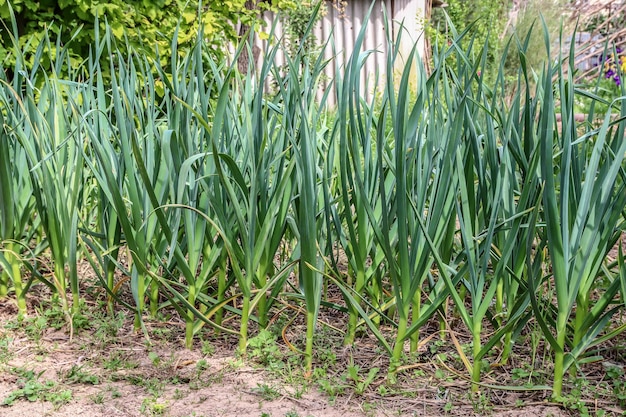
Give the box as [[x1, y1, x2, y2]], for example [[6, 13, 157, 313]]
[[573, 295, 588, 347], [390, 309, 409, 376], [0, 272, 7, 298], [150, 279, 159, 318], [495, 280, 504, 326], [345, 268, 365, 345], [305, 308, 316, 373], [6, 244, 26, 317], [439, 299, 448, 342], [410, 289, 422, 352], [186, 285, 197, 349], [371, 269, 383, 328], [472, 320, 482, 393], [552, 312, 569, 399], [501, 332, 513, 364], [215, 254, 228, 331], [133, 269, 146, 330], [105, 259, 117, 315], [238, 295, 251, 354], [104, 211, 121, 315], [255, 264, 269, 328], [53, 260, 67, 303]]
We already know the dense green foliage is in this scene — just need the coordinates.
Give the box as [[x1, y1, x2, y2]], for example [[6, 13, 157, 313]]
[[274, 0, 326, 57], [430, 0, 508, 66], [0, 0, 256, 69], [1, 7, 625, 402]]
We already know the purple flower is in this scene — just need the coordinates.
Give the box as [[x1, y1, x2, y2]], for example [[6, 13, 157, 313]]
[[601, 49, 624, 87]]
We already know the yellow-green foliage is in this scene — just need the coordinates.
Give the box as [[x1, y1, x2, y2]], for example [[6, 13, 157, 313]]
[[0, 0, 256, 71], [429, 0, 507, 71]]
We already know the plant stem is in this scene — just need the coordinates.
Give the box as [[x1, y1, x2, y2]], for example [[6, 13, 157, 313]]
[[573, 295, 587, 347], [501, 331, 513, 364], [345, 268, 365, 345], [7, 245, 26, 317], [256, 265, 268, 329], [390, 311, 409, 378], [410, 288, 422, 352], [552, 312, 568, 399], [495, 279, 504, 326], [472, 320, 482, 393], [238, 294, 251, 355], [106, 260, 116, 315], [0, 270, 8, 298], [305, 308, 315, 375], [215, 254, 227, 332], [185, 285, 197, 349], [149, 278, 159, 318]]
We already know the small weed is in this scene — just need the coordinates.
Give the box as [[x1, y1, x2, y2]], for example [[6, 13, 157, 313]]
[[63, 364, 100, 385], [173, 388, 186, 400], [103, 351, 138, 371], [126, 376, 163, 397], [606, 364, 626, 407], [429, 339, 446, 355], [557, 376, 596, 416], [91, 392, 105, 404], [412, 369, 426, 378], [71, 311, 90, 330], [470, 391, 492, 415], [148, 351, 161, 367], [561, 394, 590, 416], [291, 384, 306, 399], [93, 311, 126, 342], [37, 299, 66, 330], [23, 315, 48, 342], [346, 363, 379, 395], [141, 396, 168, 417], [253, 383, 281, 401], [144, 378, 164, 396], [362, 402, 375, 414], [109, 386, 122, 399], [511, 366, 540, 383], [3, 318, 19, 331], [434, 368, 448, 381], [151, 326, 173, 340], [317, 377, 345, 398], [200, 340, 215, 356], [248, 330, 282, 367], [279, 354, 307, 385], [103, 353, 123, 371], [314, 346, 337, 370], [10, 366, 41, 380], [436, 386, 449, 401], [312, 367, 326, 379], [2, 371, 72, 407], [0, 335, 13, 364], [196, 359, 209, 373]]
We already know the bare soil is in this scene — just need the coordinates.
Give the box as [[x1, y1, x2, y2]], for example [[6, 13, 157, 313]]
[[0, 286, 623, 417]]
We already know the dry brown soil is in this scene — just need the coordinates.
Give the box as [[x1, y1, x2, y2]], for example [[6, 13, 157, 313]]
[[0, 290, 621, 417]]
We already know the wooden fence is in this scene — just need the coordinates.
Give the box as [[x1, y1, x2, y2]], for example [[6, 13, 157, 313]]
[[254, 0, 428, 103], [570, 0, 626, 82]]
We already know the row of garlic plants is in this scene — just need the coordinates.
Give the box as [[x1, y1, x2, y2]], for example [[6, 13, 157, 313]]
[[1, 10, 625, 398]]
